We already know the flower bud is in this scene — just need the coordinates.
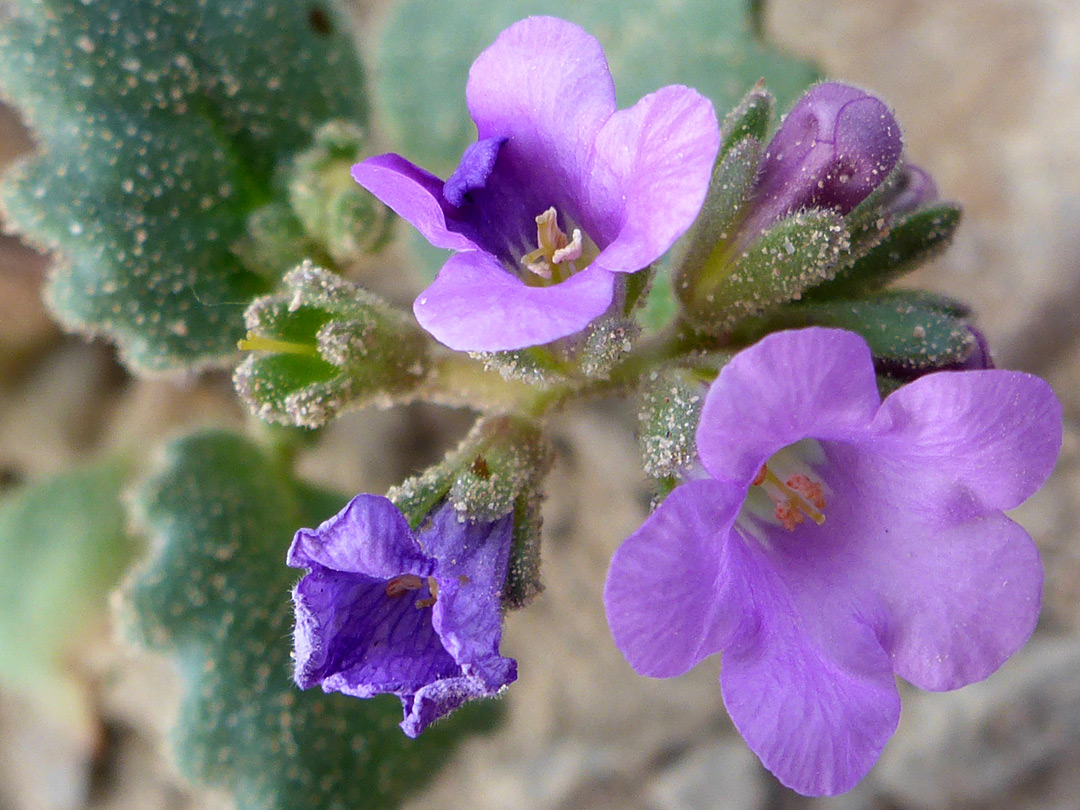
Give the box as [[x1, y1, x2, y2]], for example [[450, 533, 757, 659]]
[[882, 163, 939, 217], [742, 82, 903, 238]]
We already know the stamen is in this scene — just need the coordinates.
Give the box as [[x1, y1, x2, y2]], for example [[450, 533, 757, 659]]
[[385, 574, 440, 608], [520, 207, 589, 283], [752, 464, 826, 529], [385, 574, 425, 598], [415, 576, 439, 609], [551, 229, 583, 265]]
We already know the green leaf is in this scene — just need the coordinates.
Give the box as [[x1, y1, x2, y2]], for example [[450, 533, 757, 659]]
[[757, 291, 978, 370], [0, 0, 368, 372], [808, 204, 963, 300], [119, 430, 495, 810], [376, 0, 820, 177], [0, 459, 134, 736]]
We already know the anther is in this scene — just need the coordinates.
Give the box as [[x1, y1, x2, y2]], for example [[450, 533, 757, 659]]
[[385, 574, 425, 598], [751, 464, 827, 530]]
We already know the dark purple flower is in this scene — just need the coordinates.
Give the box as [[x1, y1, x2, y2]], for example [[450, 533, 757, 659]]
[[742, 83, 904, 239], [605, 328, 1060, 795], [352, 16, 719, 351], [288, 494, 516, 736]]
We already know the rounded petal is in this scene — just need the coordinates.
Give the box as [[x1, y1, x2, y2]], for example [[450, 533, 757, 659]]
[[466, 17, 615, 177], [604, 480, 750, 678], [287, 494, 431, 579], [352, 154, 479, 251], [413, 252, 615, 351], [586, 85, 720, 270], [873, 369, 1062, 510], [814, 441, 1043, 691], [424, 508, 516, 688], [401, 666, 516, 737], [720, 535, 900, 797], [883, 512, 1041, 690], [697, 328, 882, 485]]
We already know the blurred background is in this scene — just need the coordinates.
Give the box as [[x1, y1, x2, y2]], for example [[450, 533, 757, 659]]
[[1, 0, 1078, 808]]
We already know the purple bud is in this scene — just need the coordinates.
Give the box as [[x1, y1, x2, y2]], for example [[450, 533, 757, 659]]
[[883, 163, 939, 217], [743, 82, 903, 238]]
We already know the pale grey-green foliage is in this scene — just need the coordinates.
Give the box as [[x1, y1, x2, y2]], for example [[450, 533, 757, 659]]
[[120, 430, 495, 810], [0, 0, 367, 372], [377, 0, 820, 177], [0, 459, 134, 730]]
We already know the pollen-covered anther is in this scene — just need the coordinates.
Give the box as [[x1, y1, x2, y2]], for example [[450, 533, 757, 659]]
[[787, 474, 826, 511], [752, 464, 827, 530]]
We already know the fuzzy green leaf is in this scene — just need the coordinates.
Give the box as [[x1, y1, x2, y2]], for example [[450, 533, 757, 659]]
[[120, 430, 495, 810], [376, 0, 819, 177], [0, 0, 368, 372], [0, 459, 134, 734]]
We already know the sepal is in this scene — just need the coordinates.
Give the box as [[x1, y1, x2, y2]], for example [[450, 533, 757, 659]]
[[719, 83, 775, 158], [682, 208, 849, 331], [388, 416, 551, 609], [739, 290, 982, 372], [808, 203, 962, 299], [234, 262, 430, 427]]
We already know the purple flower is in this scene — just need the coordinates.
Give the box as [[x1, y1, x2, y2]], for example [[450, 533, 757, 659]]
[[742, 83, 903, 239], [288, 494, 516, 736], [352, 16, 719, 351], [604, 328, 1060, 795]]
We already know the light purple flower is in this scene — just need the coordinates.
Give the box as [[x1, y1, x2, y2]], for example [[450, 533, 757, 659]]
[[604, 328, 1060, 795], [742, 83, 903, 239], [288, 494, 515, 736], [352, 16, 719, 351]]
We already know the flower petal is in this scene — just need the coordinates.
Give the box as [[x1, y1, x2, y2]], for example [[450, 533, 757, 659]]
[[883, 512, 1041, 690], [443, 136, 506, 207], [466, 16, 615, 184], [351, 154, 479, 251], [720, 534, 900, 796], [814, 441, 1043, 691], [293, 570, 456, 694], [413, 251, 615, 351], [287, 494, 431, 579], [873, 370, 1062, 510], [604, 480, 750, 678], [586, 85, 719, 271], [697, 328, 882, 485], [423, 507, 517, 689], [401, 671, 511, 737]]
